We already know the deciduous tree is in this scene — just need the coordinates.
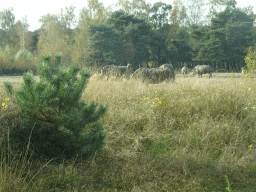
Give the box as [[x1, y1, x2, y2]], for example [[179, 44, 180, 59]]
[[116, 0, 151, 21], [149, 1, 172, 30], [73, 0, 109, 68], [38, 13, 73, 65], [15, 16, 30, 50]]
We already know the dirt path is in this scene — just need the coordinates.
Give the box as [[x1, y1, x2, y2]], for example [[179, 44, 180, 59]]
[[0, 73, 249, 88], [0, 76, 40, 83]]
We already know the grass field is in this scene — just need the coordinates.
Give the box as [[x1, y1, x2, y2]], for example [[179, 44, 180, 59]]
[[0, 73, 256, 191]]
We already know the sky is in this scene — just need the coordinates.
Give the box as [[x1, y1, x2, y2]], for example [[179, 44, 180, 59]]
[[1, 0, 256, 31]]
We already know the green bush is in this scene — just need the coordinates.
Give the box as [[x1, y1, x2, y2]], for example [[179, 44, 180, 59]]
[[14, 49, 37, 73], [3, 53, 107, 162]]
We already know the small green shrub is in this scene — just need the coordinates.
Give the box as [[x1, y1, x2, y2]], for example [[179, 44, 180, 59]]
[[3, 53, 107, 162]]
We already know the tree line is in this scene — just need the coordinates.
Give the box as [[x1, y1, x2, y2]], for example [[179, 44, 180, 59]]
[[0, 0, 255, 75]]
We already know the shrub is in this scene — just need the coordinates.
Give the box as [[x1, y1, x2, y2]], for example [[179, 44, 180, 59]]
[[14, 49, 37, 73], [0, 45, 15, 74], [244, 46, 256, 77], [3, 53, 107, 162]]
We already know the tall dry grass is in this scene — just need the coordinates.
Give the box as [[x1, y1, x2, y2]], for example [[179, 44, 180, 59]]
[[0, 75, 256, 191]]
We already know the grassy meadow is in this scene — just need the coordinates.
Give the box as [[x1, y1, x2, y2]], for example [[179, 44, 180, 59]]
[[0, 73, 256, 191]]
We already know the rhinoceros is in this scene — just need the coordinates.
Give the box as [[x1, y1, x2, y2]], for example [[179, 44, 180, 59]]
[[131, 65, 175, 84], [181, 66, 188, 77], [192, 65, 212, 78], [101, 63, 133, 79]]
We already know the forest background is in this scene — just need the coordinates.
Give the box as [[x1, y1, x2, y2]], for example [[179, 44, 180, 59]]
[[0, 0, 256, 75]]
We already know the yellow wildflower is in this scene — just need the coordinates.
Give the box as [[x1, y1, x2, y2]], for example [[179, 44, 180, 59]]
[[1, 103, 7, 109], [155, 90, 157, 93], [240, 82, 243, 84], [158, 101, 162, 104], [245, 107, 248, 109], [151, 105, 154, 107], [5, 98, 10, 101], [163, 136, 166, 139], [154, 98, 160, 100], [248, 103, 251, 105], [142, 96, 146, 99], [248, 87, 252, 91], [147, 97, 149, 100]]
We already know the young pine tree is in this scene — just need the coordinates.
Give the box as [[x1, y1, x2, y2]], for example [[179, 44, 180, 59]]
[[4, 53, 107, 161]]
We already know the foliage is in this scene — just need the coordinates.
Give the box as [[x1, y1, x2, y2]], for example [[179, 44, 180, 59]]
[[0, 8, 20, 52], [0, 45, 15, 72], [196, 28, 226, 61], [73, 20, 92, 68], [88, 23, 126, 66], [15, 16, 30, 50], [29, 29, 39, 53], [172, 27, 192, 62], [148, 30, 169, 66], [59, 5, 77, 31], [167, 45, 178, 62], [0, 29, 8, 48], [1, 2, 256, 73], [190, 7, 255, 62], [0, 8, 15, 30], [0, 46, 36, 75], [123, 21, 151, 68], [183, 0, 207, 25], [72, 1, 109, 68], [82, 0, 108, 24], [86, 11, 151, 69], [170, 0, 187, 26], [244, 46, 256, 76], [15, 49, 36, 71], [3, 53, 107, 161], [38, 11, 74, 66], [149, 2, 172, 30], [115, 0, 151, 21]]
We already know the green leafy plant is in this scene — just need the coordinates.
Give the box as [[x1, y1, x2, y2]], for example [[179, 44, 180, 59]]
[[3, 53, 107, 161], [225, 175, 233, 192]]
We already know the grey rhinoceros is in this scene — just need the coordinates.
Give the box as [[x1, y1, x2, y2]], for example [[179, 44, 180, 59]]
[[131, 64, 175, 84], [192, 65, 212, 78], [181, 66, 188, 77], [101, 63, 133, 79]]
